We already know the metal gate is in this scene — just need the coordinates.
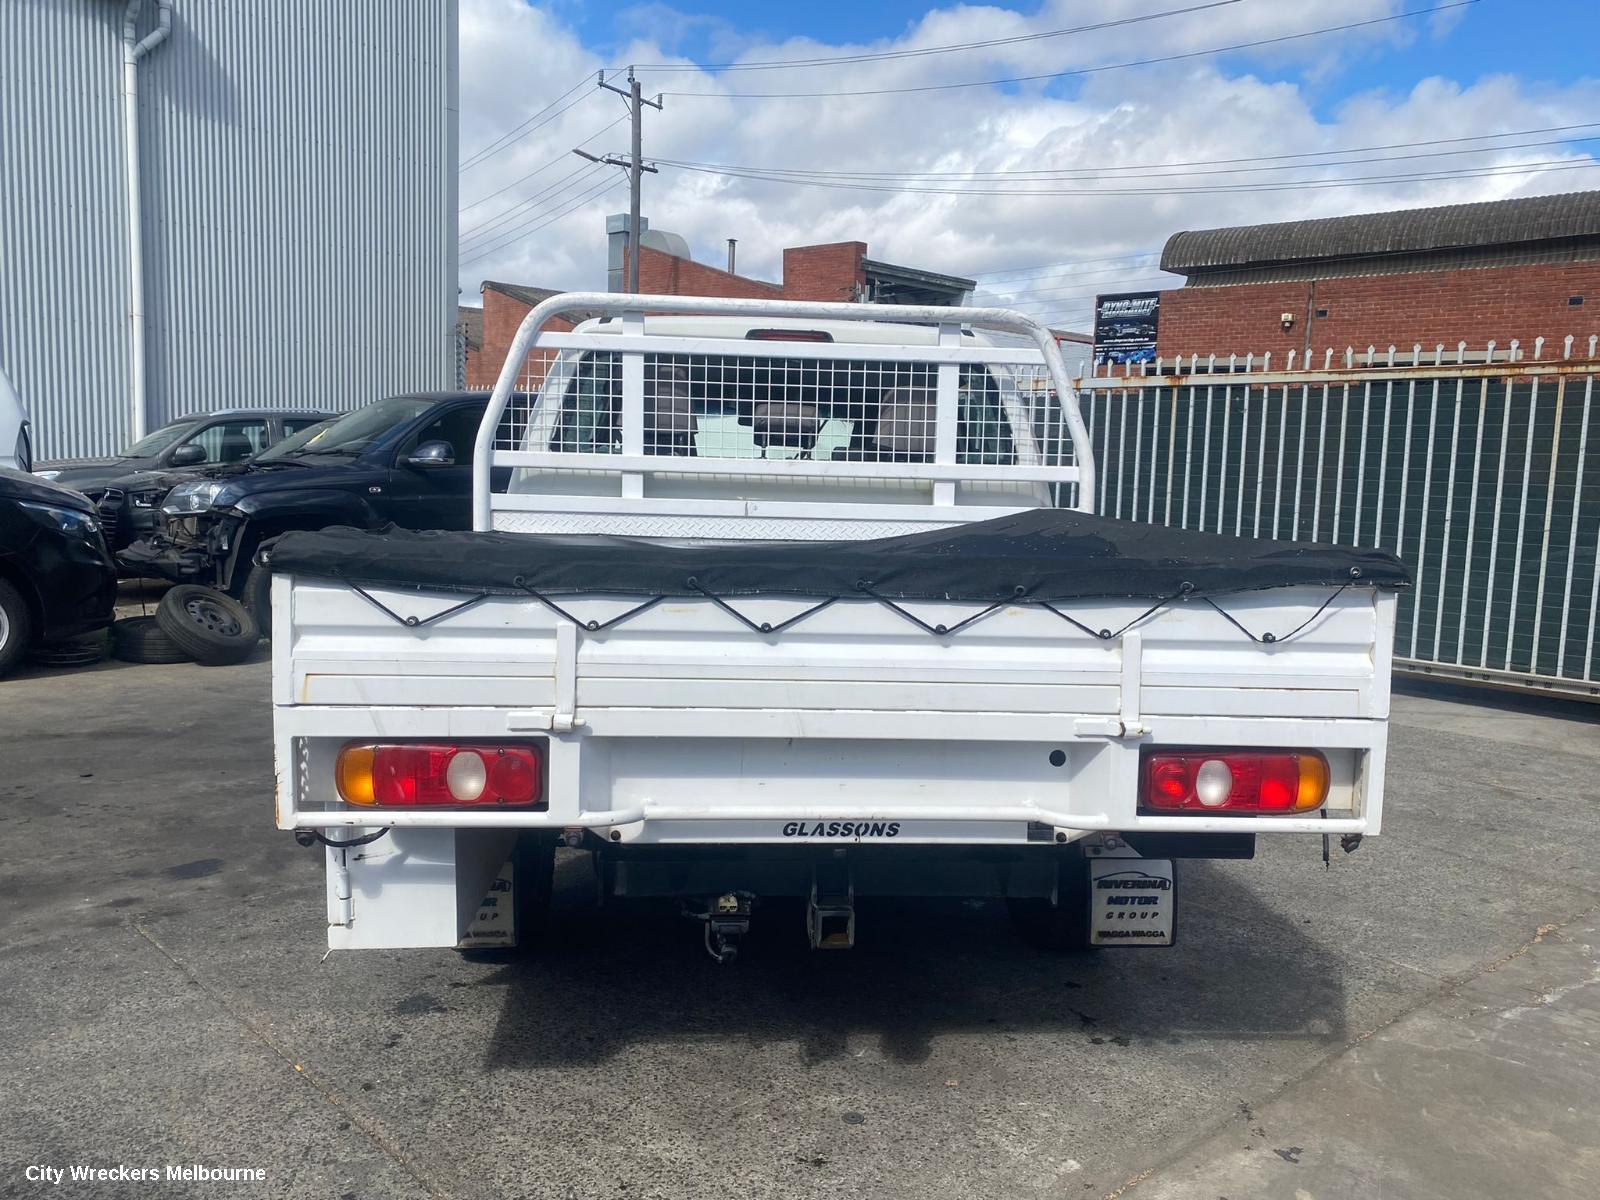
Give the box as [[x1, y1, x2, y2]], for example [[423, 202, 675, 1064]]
[[1075, 339, 1600, 700]]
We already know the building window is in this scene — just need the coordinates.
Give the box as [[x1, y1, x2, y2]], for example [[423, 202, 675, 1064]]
[[1569, 296, 1585, 306], [1315, 308, 1328, 318]]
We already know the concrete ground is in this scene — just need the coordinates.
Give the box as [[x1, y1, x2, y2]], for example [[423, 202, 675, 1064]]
[[1, 654, 1597, 1200]]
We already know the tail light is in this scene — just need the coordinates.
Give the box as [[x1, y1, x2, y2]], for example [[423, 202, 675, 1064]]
[[335, 743, 544, 809], [1140, 750, 1328, 814]]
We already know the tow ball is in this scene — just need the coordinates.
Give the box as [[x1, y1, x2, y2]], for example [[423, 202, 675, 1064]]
[[684, 892, 755, 963]]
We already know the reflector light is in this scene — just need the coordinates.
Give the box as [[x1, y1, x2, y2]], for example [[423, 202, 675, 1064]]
[[1140, 750, 1329, 815], [335, 743, 543, 808]]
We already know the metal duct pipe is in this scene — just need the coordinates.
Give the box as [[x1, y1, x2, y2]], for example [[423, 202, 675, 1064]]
[[726, 238, 737, 274], [120, 0, 173, 443]]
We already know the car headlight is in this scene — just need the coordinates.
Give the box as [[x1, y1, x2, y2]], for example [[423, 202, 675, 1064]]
[[32, 469, 61, 481], [161, 480, 232, 514], [18, 500, 100, 538]]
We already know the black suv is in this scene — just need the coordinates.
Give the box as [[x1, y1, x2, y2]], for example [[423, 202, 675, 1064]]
[[121, 392, 508, 634], [35, 408, 332, 549]]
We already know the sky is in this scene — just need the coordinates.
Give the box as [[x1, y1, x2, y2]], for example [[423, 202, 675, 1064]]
[[456, 0, 1600, 333]]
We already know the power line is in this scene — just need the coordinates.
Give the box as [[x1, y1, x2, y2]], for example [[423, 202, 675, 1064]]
[[1028, 312, 1099, 330], [975, 260, 1182, 291], [1010, 303, 1103, 331], [978, 275, 1178, 305], [459, 162, 605, 245], [976, 271, 1182, 302], [982, 260, 1175, 286], [459, 167, 611, 256], [460, 113, 628, 211], [657, 128, 1600, 184], [660, 155, 1600, 198], [633, 0, 1240, 72], [975, 251, 1163, 281], [661, 1, 1480, 99], [460, 175, 626, 267], [460, 75, 600, 171]]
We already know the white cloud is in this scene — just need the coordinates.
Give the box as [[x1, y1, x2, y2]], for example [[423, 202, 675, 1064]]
[[456, 0, 1600, 332]]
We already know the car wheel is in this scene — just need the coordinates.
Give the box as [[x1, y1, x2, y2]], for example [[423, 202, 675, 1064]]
[[28, 631, 109, 668], [1006, 850, 1097, 952], [0, 579, 33, 678], [239, 562, 274, 640], [111, 615, 194, 664], [156, 585, 259, 666]]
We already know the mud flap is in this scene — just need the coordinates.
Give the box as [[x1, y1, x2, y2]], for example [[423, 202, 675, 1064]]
[[1088, 857, 1175, 947], [324, 827, 518, 950], [458, 858, 518, 950]]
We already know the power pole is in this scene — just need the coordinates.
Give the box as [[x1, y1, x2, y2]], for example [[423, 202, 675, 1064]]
[[574, 69, 660, 293]]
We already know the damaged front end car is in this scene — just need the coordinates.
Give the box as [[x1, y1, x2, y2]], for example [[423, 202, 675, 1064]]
[[118, 480, 249, 590]]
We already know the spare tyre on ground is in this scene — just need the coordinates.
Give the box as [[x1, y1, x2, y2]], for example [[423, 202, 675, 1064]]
[[27, 631, 110, 669], [155, 584, 259, 665], [111, 615, 192, 664]]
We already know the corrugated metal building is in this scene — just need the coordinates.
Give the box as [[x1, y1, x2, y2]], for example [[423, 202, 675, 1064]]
[[1, 0, 458, 459]]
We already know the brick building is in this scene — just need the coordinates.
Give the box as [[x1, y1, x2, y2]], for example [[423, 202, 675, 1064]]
[[465, 282, 566, 389], [466, 235, 977, 388], [454, 305, 482, 387], [629, 237, 977, 306], [1154, 190, 1600, 360]]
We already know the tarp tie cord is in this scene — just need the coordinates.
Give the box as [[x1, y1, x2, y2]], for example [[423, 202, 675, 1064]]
[[340, 578, 1355, 646], [1204, 583, 1352, 645], [853, 581, 1004, 636], [515, 580, 665, 631], [348, 584, 491, 628], [1038, 589, 1189, 640], [686, 577, 838, 633]]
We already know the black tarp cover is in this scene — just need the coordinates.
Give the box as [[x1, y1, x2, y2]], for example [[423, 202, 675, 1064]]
[[263, 509, 1409, 603]]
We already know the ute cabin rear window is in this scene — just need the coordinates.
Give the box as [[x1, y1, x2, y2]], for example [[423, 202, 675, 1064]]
[[546, 351, 1016, 465]]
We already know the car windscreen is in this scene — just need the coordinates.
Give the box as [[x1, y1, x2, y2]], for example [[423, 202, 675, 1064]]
[[252, 417, 337, 463], [119, 421, 195, 458], [263, 397, 434, 458]]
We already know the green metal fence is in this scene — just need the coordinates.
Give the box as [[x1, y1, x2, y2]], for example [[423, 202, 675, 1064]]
[[1076, 340, 1600, 699]]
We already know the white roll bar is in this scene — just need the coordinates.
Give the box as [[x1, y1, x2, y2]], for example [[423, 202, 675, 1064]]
[[472, 292, 1097, 531]]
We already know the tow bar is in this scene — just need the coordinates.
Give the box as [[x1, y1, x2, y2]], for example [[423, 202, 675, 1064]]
[[685, 892, 754, 963], [808, 861, 855, 950]]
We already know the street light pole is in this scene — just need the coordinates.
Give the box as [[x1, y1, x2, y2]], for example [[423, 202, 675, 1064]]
[[576, 69, 661, 293]]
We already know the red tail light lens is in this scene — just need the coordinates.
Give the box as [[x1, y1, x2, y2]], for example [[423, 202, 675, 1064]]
[[1139, 750, 1328, 814], [336, 743, 544, 808]]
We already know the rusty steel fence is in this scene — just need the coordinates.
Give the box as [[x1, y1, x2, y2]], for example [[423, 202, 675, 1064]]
[[1074, 338, 1600, 700]]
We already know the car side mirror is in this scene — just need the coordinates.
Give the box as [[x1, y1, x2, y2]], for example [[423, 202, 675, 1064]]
[[405, 440, 455, 468], [168, 443, 206, 467]]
